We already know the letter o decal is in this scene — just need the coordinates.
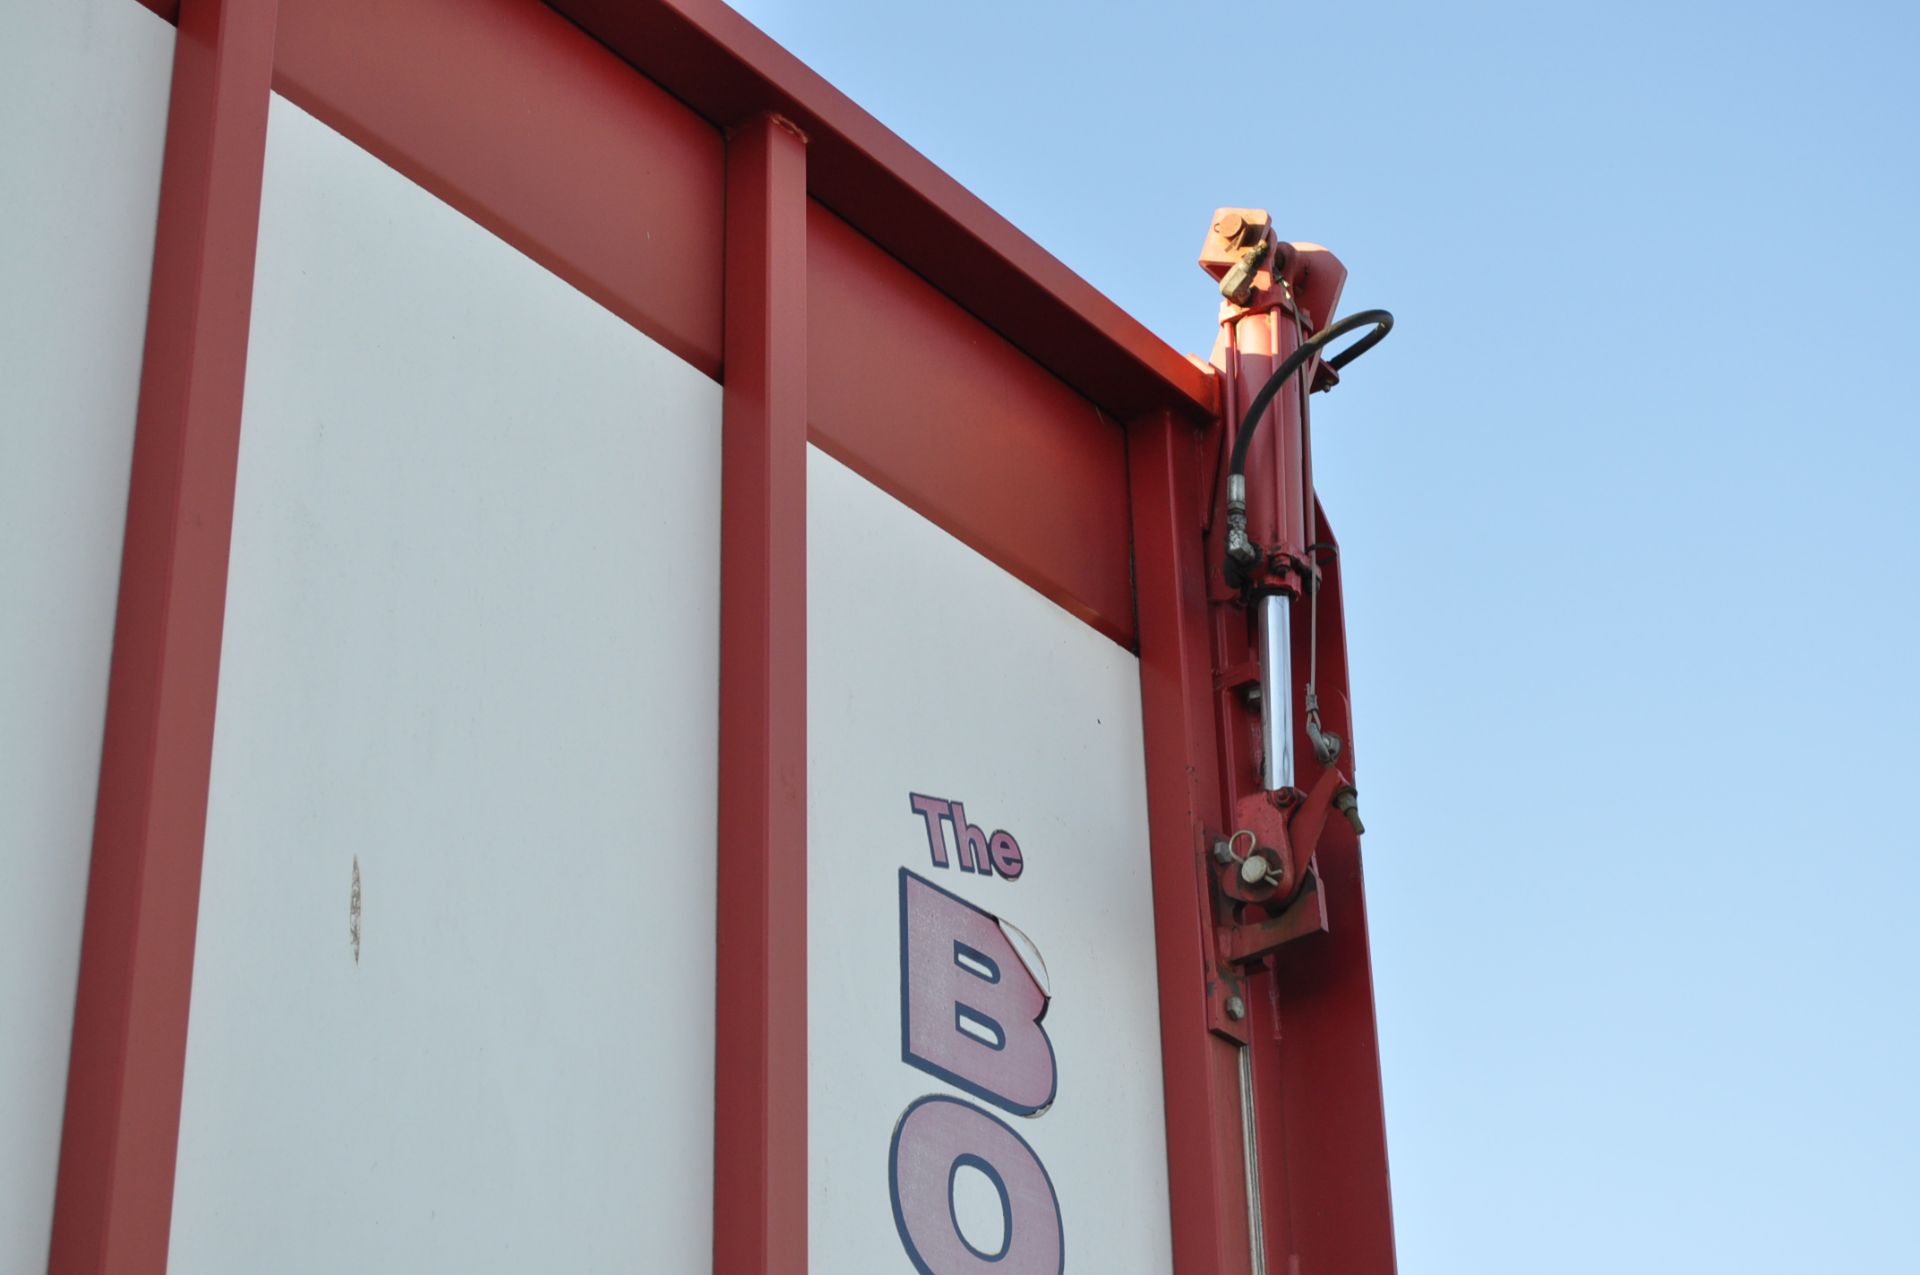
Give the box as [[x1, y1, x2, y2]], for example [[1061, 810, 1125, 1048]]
[[889, 1095, 1063, 1275]]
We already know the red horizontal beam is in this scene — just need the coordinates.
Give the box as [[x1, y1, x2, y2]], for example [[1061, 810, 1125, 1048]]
[[549, 0, 1216, 423], [248, 0, 1148, 648], [808, 203, 1137, 647], [275, 0, 726, 376]]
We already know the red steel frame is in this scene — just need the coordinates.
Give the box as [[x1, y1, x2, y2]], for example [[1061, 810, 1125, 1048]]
[[49, 1, 1395, 1271], [554, 0, 1213, 421], [1129, 409, 1258, 1275], [271, 0, 726, 376], [50, 0, 277, 1270], [714, 112, 811, 1275]]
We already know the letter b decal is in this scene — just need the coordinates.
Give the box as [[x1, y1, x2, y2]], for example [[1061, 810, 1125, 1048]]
[[899, 869, 1056, 1115]]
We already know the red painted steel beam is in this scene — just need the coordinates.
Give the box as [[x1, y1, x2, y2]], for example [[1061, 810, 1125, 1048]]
[[266, 0, 1138, 647], [48, 0, 277, 1270], [548, 0, 1216, 424], [713, 113, 810, 1275], [1129, 409, 1256, 1275], [273, 0, 727, 378], [808, 204, 1136, 647]]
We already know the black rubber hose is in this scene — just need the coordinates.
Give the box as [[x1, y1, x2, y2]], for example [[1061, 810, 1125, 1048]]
[[1226, 308, 1393, 478]]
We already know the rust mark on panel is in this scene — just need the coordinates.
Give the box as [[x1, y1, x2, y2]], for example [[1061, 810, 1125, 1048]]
[[350, 856, 362, 965]]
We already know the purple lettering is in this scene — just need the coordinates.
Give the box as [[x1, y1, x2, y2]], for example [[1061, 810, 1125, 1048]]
[[948, 801, 993, 875], [988, 830, 1023, 880], [909, 793, 953, 868]]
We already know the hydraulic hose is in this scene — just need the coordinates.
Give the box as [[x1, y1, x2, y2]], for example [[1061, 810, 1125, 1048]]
[[1226, 308, 1394, 478]]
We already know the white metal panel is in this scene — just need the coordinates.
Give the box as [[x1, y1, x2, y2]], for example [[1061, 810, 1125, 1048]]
[[170, 96, 721, 1273], [807, 447, 1176, 1272], [0, 1, 174, 1266]]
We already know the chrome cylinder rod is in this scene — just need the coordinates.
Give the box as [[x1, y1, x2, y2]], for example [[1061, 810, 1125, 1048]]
[[1258, 592, 1293, 791], [1239, 1044, 1268, 1275]]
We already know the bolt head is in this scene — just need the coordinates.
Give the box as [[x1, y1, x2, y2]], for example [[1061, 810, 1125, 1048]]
[[1225, 995, 1246, 1021], [1214, 213, 1245, 240]]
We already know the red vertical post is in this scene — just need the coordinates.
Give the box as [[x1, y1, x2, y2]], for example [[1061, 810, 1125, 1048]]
[[48, 0, 277, 1271], [714, 112, 810, 1275], [1128, 408, 1256, 1275]]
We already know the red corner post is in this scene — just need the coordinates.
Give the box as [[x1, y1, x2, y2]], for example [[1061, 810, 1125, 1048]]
[[49, 0, 277, 1270], [1128, 407, 1257, 1275], [714, 113, 810, 1275]]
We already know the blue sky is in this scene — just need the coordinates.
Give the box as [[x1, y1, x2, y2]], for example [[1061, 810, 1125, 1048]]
[[729, 1, 1920, 1269]]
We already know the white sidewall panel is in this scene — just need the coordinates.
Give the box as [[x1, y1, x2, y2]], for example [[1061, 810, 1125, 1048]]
[[0, 2, 173, 1266], [808, 447, 1175, 1272], [170, 97, 721, 1273]]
